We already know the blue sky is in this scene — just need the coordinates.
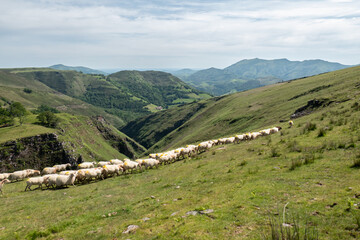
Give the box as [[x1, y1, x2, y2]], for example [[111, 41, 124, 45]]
[[0, 0, 359, 69]]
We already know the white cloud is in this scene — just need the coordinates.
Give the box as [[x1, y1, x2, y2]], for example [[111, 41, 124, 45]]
[[0, 0, 359, 68]]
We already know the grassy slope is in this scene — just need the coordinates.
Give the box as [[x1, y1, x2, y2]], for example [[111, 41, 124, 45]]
[[0, 70, 125, 128], [1, 95, 360, 239], [121, 66, 360, 154]]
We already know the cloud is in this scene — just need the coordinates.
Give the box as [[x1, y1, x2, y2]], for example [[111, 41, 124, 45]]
[[0, 0, 359, 68]]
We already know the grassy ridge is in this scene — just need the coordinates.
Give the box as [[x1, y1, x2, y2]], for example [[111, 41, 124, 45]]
[[0, 70, 125, 128], [1, 95, 360, 239], [7, 68, 211, 124], [121, 66, 360, 153]]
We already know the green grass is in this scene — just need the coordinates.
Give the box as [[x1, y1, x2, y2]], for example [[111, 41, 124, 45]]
[[1, 96, 360, 239], [0, 115, 56, 143]]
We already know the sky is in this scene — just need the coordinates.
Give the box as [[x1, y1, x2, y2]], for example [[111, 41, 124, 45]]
[[0, 0, 359, 70]]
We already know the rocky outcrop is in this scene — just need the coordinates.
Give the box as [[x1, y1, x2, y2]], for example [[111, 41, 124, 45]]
[[0, 133, 79, 172], [92, 116, 146, 159]]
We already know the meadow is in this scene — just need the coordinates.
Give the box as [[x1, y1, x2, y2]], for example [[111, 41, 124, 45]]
[[1, 95, 360, 239]]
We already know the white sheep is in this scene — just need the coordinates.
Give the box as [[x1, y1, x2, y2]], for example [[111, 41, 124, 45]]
[[123, 160, 140, 173], [0, 179, 11, 194], [24, 176, 48, 191], [43, 174, 59, 188], [78, 162, 96, 169], [142, 159, 160, 169], [102, 165, 122, 177], [0, 173, 10, 181], [8, 170, 27, 182], [289, 120, 294, 128], [110, 159, 123, 165], [97, 161, 111, 167], [53, 163, 71, 172], [41, 167, 57, 175], [235, 134, 245, 143], [55, 173, 77, 188], [25, 169, 41, 177]]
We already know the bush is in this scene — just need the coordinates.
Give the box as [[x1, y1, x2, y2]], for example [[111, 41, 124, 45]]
[[23, 88, 32, 93], [287, 140, 302, 152], [32, 104, 60, 114], [37, 111, 60, 128], [301, 122, 317, 134], [317, 128, 326, 137], [270, 147, 281, 157], [290, 159, 303, 171]]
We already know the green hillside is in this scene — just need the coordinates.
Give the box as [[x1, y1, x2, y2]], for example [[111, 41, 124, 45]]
[[0, 69, 125, 128], [184, 58, 351, 95], [1, 81, 360, 238], [10, 68, 211, 123], [122, 66, 360, 153]]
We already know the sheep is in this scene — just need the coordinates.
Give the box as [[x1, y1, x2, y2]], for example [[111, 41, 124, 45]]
[[78, 162, 96, 169], [289, 120, 294, 128], [24, 176, 48, 191], [97, 161, 110, 167], [235, 134, 245, 143], [25, 169, 41, 177], [59, 170, 78, 175], [55, 173, 77, 188], [102, 165, 122, 177], [123, 160, 140, 173], [197, 141, 213, 153], [0, 179, 11, 194], [43, 174, 59, 188], [110, 159, 123, 165], [0, 173, 10, 181], [41, 167, 57, 175], [53, 163, 71, 172], [142, 159, 160, 169], [8, 170, 27, 182]]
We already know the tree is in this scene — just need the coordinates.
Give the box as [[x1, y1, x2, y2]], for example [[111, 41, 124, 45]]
[[37, 111, 60, 128], [8, 102, 27, 125]]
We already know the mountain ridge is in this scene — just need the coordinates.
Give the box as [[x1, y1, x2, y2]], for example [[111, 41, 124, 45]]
[[183, 58, 351, 95]]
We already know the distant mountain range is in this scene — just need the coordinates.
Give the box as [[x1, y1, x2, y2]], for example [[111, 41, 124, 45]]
[[174, 58, 352, 96], [49, 64, 108, 75]]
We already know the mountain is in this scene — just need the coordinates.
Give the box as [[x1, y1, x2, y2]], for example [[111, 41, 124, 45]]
[[6, 68, 211, 124], [121, 65, 360, 153], [169, 68, 199, 80], [184, 58, 351, 95], [49, 64, 108, 75]]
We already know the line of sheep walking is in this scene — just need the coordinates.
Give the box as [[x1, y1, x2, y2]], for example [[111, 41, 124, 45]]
[[0, 126, 282, 193]]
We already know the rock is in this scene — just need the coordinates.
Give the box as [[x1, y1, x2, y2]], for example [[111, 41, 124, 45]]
[[123, 225, 139, 234], [151, 195, 155, 199], [186, 211, 198, 216], [175, 186, 180, 189], [200, 209, 214, 214], [142, 217, 150, 222], [171, 211, 179, 216]]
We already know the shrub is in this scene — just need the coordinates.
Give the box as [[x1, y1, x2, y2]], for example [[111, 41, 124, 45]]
[[290, 159, 303, 171], [37, 111, 60, 128], [301, 122, 317, 134], [239, 160, 247, 166], [317, 128, 326, 137], [351, 153, 360, 168], [270, 147, 281, 157], [287, 140, 302, 152], [23, 88, 32, 93], [303, 154, 315, 165]]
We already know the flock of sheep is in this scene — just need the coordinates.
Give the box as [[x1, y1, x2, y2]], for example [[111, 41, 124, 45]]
[[0, 126, 282, 193]]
